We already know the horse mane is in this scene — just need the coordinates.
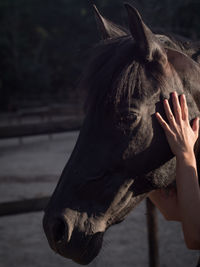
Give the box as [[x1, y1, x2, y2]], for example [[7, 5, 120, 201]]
[[157, 32, 200, 61]]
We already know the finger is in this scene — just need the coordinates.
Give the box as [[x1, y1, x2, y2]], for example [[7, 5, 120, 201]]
[[172, 92, 182, 124], [180, 94, 189, 121], [192, 117, 199, 135], [156, 112, 171, 133], [163, 99, 176, 128]]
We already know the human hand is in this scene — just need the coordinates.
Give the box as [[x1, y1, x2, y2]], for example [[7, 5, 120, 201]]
[[156, 92, 199, 160]]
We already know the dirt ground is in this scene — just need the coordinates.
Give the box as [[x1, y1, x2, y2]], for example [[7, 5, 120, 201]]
[[0, 132, 199, 267]]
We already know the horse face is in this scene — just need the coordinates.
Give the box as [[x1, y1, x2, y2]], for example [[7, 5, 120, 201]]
[[43, 4, 200, 265], [43, 100, 148, 264]]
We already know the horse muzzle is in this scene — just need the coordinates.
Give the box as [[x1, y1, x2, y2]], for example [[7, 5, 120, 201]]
[[43, 210, 104, 265]]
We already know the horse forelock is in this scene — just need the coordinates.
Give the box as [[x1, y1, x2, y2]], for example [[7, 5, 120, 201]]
[[80, 35, 177, 113]]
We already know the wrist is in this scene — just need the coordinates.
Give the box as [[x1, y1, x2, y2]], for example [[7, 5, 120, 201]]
[[176, 152, 196, 167]]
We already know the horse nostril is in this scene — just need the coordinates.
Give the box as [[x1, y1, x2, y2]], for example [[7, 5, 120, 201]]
[[52, 218, 68, 243]]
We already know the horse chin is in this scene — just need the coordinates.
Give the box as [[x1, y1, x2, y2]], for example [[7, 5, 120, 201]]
[[58, 232, 104, 265], [74, 232, 104, 265]]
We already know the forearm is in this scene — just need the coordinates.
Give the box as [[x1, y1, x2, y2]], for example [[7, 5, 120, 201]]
[[154, 92, 200, 249], [176, 153, 200, 249]]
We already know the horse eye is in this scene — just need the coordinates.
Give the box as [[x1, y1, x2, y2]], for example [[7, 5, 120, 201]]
[[120, 110, 140, 124], [126, 112, 138, 122]]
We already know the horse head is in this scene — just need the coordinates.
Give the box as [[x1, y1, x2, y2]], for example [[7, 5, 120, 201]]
[[43, 4, 200, 265]]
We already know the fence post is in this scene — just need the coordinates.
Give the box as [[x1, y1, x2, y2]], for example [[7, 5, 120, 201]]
[[146, 198, 160, 267]]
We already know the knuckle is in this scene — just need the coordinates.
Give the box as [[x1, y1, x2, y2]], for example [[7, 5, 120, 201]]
[[175, 106, 181, 113], [169, 113, 174, 120]]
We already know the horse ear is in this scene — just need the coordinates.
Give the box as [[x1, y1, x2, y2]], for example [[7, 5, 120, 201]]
[[124, 3, 157, 62], [93, 5, 127, 40]]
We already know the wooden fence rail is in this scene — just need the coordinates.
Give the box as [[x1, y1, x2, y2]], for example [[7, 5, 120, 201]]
[[0, 197, 50, 217], [0, 117, 84, 139]]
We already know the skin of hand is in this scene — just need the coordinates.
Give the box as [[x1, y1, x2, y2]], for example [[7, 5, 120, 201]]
[[155, 92, 199, 158], [149, 92, 200, 250]]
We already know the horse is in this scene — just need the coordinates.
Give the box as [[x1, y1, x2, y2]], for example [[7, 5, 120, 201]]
[[43, 4, 200, 265]]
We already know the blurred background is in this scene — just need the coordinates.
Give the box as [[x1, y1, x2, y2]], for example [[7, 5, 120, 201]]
[[0, 0, 200, 113], [0, 0, 200, 267]]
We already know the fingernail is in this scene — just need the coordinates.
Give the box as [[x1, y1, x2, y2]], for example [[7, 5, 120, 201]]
[[155, 112, 160, 117]]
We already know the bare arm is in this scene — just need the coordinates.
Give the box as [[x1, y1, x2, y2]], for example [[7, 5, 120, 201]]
[[149, 188, 181, 222], [149, 92, 200, 250], [176, 154, 200, 250]]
